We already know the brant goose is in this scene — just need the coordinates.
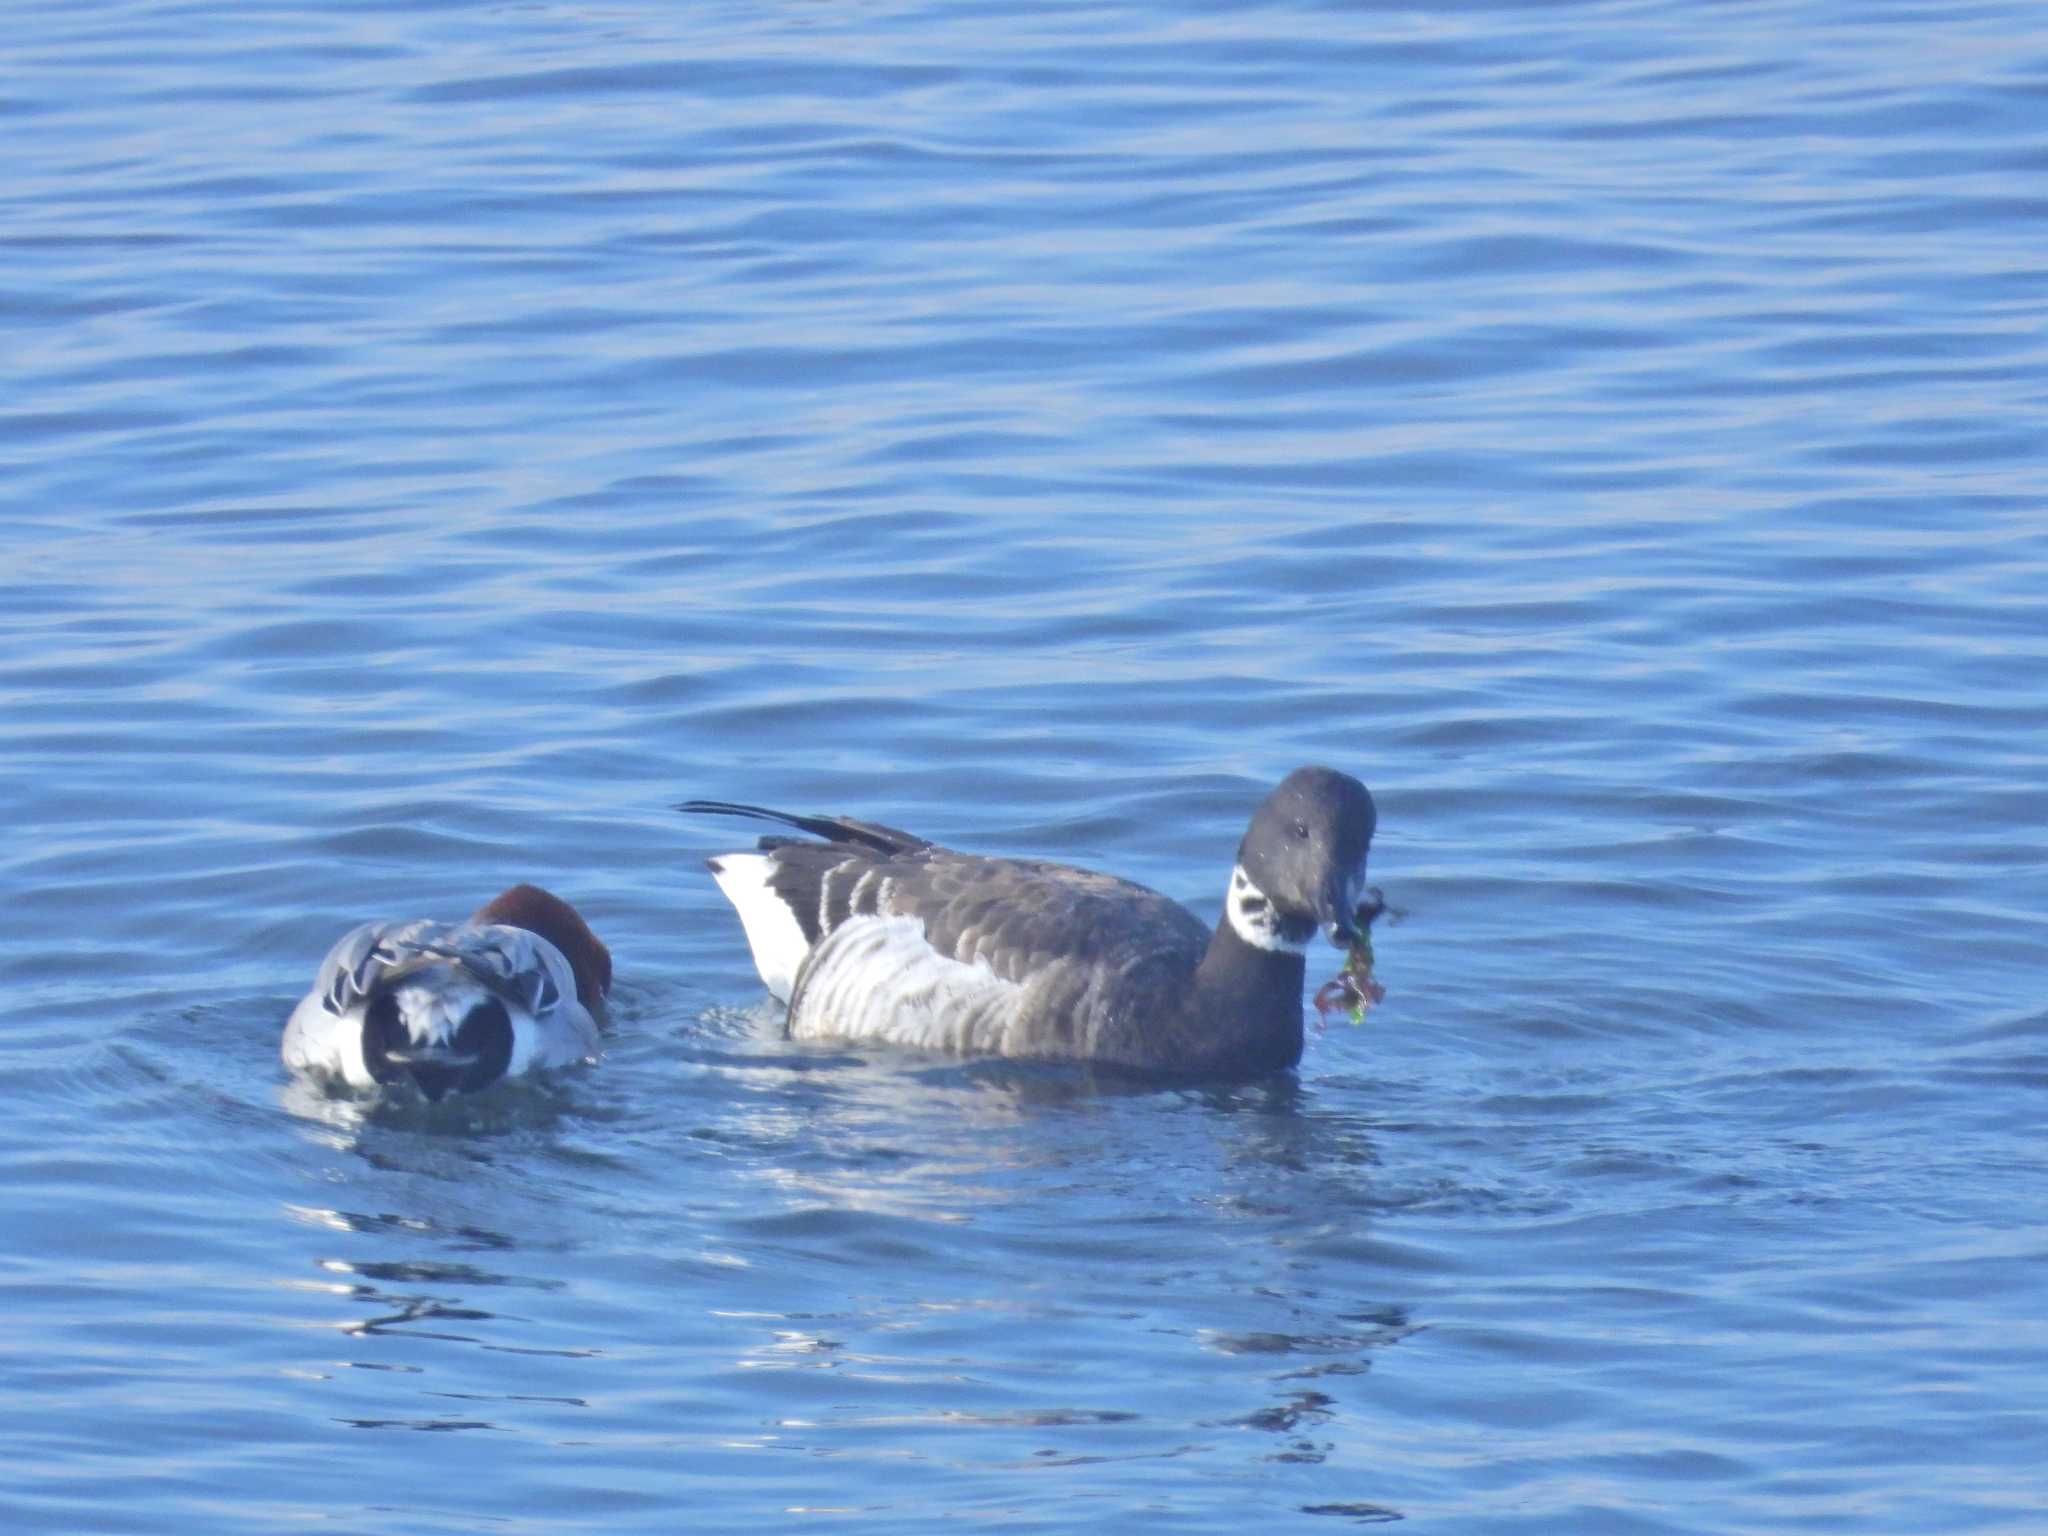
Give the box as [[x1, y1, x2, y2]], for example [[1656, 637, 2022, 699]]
[[682, 766, 1376, 1076], [283, 884, 611, 1101]]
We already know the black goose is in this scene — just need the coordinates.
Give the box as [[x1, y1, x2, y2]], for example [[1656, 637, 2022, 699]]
[[681, 766, 1377, 1077]]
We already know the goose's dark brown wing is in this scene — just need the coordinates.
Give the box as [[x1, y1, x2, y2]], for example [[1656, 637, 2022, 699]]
[[688, 799, 1216, 1062]]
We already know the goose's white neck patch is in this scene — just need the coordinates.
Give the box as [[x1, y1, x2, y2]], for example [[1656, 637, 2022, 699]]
[[1225, 864, 1306, 954]]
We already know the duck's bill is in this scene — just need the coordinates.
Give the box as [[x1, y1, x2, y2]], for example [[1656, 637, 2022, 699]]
[[381, 1047, 482, 1069]]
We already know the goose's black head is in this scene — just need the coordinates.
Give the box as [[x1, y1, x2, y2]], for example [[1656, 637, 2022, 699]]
[[1235, 766, 1377, 948]]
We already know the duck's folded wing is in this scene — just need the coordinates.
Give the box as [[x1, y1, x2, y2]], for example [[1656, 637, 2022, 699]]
[[308, 918, 442, 1017], [309, 918, 578, 1018], [432, 922, 585, 1022]]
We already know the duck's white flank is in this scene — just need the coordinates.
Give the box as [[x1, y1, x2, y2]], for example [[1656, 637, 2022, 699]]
[[283, 986, 376, 1085], [707, 853, 812, 1002]]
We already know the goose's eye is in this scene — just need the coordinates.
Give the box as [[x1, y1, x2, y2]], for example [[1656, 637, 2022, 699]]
[[1290, 819, 1310, 840]]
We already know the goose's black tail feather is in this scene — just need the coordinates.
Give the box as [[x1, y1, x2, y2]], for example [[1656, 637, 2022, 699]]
[[677, 799, 930, 857]]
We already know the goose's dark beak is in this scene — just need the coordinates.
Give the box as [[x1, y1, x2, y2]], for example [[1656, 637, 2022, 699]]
[[1319, 880, 1361, 946], [1319, 878, 1383, 947]]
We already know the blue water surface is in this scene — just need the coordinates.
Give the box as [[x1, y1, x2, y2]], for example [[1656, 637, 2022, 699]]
[[4, 1, 2046, 1531]]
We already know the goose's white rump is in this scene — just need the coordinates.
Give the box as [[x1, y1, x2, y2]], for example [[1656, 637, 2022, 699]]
[[705, 853, 810, 1001]]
